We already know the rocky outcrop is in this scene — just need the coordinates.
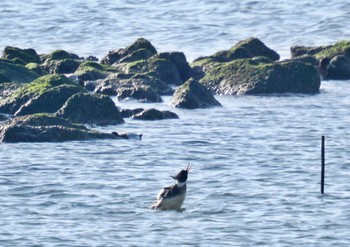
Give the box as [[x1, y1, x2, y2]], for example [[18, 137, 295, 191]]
[[158, 52, 193, 82], [94, 73, 173, 102], [192, 37, 280, 80], [0, 114, 116, 143], [199, 57, 320, 95], [172, 78, 222, 109], [56, 93, 124, 126], [132, 108, 179, 120], [0, 59, 39, 83], [40, 50, 82, 74], [101, 38, 157, 65], [118, 56, 183, 85], [1, 46, 41, 65], [291, 40, 350, 80], [75, 61, 120, 82], [0, 74, 86, 115]]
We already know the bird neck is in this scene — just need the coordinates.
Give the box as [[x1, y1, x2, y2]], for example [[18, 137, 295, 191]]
[[176, 181, 186, 187]]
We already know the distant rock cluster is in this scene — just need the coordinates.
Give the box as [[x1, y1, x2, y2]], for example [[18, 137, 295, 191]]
[[1, 37, 350, 142]]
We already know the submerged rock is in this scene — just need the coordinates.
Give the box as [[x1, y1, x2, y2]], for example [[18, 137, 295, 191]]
[[132, 108, 179, 120], [0, 114, 116, 143], [56, 93, 124, 126], [172, 78, 222, 109]]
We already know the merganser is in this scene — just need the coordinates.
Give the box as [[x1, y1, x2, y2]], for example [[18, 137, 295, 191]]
[[112, 131, 142, 140], [150, 164, 192, 210]]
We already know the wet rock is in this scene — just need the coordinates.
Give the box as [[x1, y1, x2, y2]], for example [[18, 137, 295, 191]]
[[0, 114, 116, 143], [56, 93, 124, 126], [1, 46, 41, 65], [291, 41, 350, 80], [25, 63, 47, 76], [15, 85, 83, 116], [132, 108, 179, 120], [172, 78, 222, 109], [42, 50, 81, 61], [119, 48, 155, 63], [75, 61, 120, 83], [124, 57, 182, 85], [42, 59, 81, 74], [0, 113, 11, 122], [40, 50, 82, 74], [0, 83, 24, 99], [191, 37, 280, 81], [101, 38, 157, 65], [327, 55, 350, 80], [120, 108, 144, 118], [158, 52, 193, 82], [0, 74, 85, 115], [0, 59, 39, 83], [95, 73, 172, 102], [200, 57, 320, 95], [115, 85, 162, 102]]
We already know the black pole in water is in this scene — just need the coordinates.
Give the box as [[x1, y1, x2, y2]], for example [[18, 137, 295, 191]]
[[321, 136, 325, 194]]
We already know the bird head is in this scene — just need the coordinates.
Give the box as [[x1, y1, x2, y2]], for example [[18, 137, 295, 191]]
[[171, 164, 192, 183]]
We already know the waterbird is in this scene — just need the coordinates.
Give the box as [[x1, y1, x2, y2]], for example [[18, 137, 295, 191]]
[[150, 164, 192, 210], [112, 131, 142, 140]]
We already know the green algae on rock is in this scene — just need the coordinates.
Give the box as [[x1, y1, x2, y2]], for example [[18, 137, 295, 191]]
[[2, 46, 41, 65], [0, 59, 39, 84], [0, 113, 116, 143], [199, 57, 320, 95], [56, 93, 124, 126], [0, 74, 85, 115]]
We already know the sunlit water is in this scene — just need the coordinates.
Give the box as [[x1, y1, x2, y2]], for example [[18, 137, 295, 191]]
[[1, 0, 350, 246]]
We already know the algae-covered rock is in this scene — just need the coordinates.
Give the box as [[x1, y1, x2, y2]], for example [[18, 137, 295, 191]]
[[25, 63, 47, 76], [124, 57, 182, 85], [40, 50, 82, 74], [158, 52, 193, 82], [42, 59, 81, 74], [0, 83, 23, 99], [95, 73, 172, 102], [192, 38, 280, 81], [0, 59, 39, 83], [0, 113, 116, 143], [42, 50, 80, 61], [15, 85, 83, 116], [119, 48, 155, 63], [115, 85, 162, 102], [172, 78, 221, 109], [291, 41, 350, 80], [132, 108, 179, 120], [2, 46, 41, 65], [0, 74, 85, 115], [75, 61, 120, 82], [291, 41, 350, 59], [193, 37, 279, 66], [101, 38, 157, 65], [327, 55, 350, 80], [200, 58, 320, 95], [56, 93, 124, 126]]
